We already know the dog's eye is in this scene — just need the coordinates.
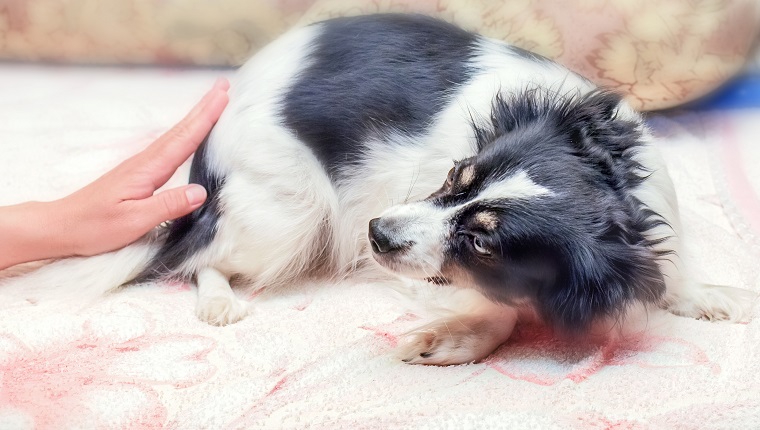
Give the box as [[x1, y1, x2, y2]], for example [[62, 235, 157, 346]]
[[471, 236, 491, 256]]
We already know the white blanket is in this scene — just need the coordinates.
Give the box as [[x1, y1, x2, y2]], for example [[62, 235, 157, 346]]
[[0, 64, 758, 429]]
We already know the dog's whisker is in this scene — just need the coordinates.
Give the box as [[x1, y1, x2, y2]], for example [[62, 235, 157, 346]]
[[443, 320, 455, 344], [455, 317, 477, 334], [404, 164, 421, 204]]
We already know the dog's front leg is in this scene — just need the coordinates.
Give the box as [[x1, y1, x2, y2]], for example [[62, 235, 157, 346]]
[[195, 267, 251, 326], [396, 290, 517, 366]]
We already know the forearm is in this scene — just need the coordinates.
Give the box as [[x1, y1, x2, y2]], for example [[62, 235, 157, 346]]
[[0, 201, 70, 270]]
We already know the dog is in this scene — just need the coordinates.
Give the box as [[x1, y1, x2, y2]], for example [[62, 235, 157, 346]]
[[5, 14, 753, 365]]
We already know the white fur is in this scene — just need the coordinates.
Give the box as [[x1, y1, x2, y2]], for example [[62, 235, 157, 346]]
[[477, 170, 554, 201], [195, 267, 250, 326]]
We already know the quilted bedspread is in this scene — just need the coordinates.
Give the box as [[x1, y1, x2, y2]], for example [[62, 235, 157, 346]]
[[0, 64, 758, 429]]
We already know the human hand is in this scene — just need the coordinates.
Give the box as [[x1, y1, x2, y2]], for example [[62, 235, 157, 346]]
[[0, 77, 230, 270], [54, 78, 230, 257]]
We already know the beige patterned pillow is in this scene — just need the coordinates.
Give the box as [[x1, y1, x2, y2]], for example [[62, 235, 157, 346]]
[[0, 0, 295, 65], [0, 0, 757, 110], [298, 0, 760, 110]]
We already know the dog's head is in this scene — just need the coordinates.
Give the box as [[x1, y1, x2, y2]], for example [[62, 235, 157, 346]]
[[369, 89, 668, 331]]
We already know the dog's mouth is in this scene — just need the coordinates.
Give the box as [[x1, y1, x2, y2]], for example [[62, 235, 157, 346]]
[[424, 276, 451, 286], [373, 254, 451, 286]]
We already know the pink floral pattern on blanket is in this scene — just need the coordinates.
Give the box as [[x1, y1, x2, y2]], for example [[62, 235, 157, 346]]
[[0, 303, 216, 429]]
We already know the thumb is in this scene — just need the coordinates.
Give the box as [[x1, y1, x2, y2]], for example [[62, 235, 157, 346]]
[[137, 184, 207, 227]]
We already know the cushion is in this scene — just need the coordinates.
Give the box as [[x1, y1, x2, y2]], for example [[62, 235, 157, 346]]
[[0, 0, 757, 110]]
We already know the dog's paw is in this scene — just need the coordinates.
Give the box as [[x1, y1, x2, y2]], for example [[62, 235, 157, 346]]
[[667, 284, 757, 323], [395, 315, 514, 366], [196, 295, 250, 326]]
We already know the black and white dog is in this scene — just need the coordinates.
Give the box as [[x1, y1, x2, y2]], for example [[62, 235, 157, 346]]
[[9, 15, 752, 365]]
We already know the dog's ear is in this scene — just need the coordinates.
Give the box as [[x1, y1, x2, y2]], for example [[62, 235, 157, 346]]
[[563, 90, 651, 195], [539, 234, 666, 332], [571, 90, 622, 124], [477, 89, 638, 155], [566, 90, 641, 159]]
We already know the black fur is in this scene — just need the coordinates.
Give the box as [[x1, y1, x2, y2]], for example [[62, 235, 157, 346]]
[[430, 89, 669, 330], [130, 136, 224, 284], [282, 14, 478, 179]]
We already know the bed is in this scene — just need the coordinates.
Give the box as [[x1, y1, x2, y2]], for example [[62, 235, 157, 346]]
[[0, 62, 758, 429]]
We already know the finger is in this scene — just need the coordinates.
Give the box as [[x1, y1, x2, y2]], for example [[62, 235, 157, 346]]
[[131, 184, 208, 229], [213, 77, 230, 91], [154, 85, 229, 166], [183, 77, 230, 121], [131, 80, 230, 180]]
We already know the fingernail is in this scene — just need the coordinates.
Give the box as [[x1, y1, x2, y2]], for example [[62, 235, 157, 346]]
[[185, 185, 207, 206], [213, 77, 228, 90]]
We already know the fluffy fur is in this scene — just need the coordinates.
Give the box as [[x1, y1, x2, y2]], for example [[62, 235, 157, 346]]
[[2, 14, 754, 365]]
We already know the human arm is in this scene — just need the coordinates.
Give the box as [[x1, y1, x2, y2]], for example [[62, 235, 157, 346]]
[[0, 78, 229, 270]]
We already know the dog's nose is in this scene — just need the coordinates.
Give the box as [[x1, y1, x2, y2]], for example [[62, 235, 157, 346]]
[[368, 217, 400, 254]]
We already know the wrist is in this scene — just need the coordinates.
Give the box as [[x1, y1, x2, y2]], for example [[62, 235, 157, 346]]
[[0, 200, 73, 269]]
